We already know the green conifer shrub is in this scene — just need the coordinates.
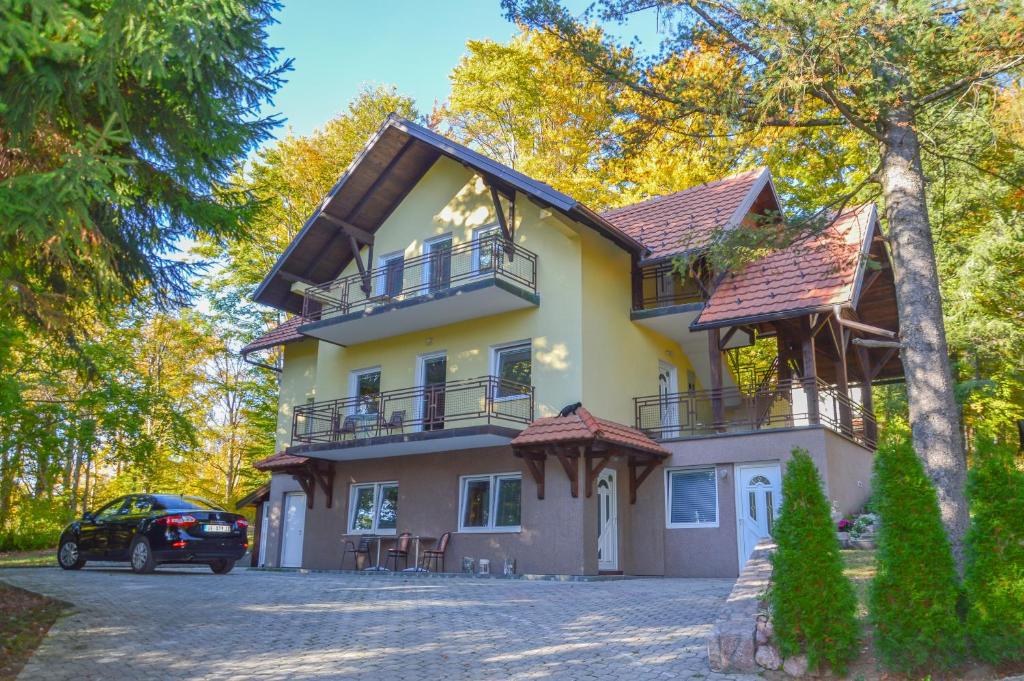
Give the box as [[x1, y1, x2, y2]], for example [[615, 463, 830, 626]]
[[771, 448, 858, 674], [964, 436, 1024, 663], [869, 439, 964, 672]]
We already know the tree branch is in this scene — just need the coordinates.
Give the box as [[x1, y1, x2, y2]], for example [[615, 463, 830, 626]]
[[915, 55, 1024, 106]]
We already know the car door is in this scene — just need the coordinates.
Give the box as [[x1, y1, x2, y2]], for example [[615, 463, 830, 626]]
[[78, 497, 127, 557], [106, 495, 154, 559]]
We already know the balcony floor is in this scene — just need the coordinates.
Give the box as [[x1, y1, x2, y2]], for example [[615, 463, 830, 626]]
[[287, 424, 523, 461], [299, 278, 539, 346]]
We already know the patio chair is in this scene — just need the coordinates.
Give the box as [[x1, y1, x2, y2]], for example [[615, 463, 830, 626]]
[[340, 534, 376, 570], [420, 531, 451, 572], [333, 415, 357, 441], [384, 532, 412, 571], [380, 410, 406, 435]]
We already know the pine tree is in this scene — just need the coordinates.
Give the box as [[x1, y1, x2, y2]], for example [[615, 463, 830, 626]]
[[964, 436, 1024, 663], [771, 448, 858, 674], [869, 439, 964, 672]]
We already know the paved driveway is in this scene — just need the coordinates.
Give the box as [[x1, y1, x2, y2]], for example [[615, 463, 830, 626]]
[[2, 566, 754, 681]]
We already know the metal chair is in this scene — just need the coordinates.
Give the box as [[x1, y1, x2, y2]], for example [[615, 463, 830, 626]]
[[333, 415, 358, 441], [384, 532, 412, 571], [340, 534, 376, 570], [381, 410, 406, 435], [420, 531, 451, 572]]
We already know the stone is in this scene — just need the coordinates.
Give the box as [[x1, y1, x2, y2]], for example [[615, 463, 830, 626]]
[[755, 643, 783, 670], [707, 620, 757, 673], [783, 654, 809, 677], [756, 617, 774, 644]]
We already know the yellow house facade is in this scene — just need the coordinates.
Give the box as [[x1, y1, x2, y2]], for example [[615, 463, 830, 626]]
[[243, 116, 901, 578]]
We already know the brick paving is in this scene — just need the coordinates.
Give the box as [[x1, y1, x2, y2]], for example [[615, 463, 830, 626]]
[[2, 566, 757, 680]]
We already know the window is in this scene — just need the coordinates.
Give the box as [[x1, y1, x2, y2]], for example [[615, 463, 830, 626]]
[[94, 497, 128, 520], [424, 235, 452, 293], [492, 342, 531, 399], [348, 482, 398, 534], [666, 467, 718, 528], [376, 253, 404, 299], [473, 225, 500, 273], [459, 473, 521, 532], [350, 368, 381, 415]]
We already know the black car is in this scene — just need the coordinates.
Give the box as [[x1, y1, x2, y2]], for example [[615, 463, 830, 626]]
[[57, 494, 249, 574]]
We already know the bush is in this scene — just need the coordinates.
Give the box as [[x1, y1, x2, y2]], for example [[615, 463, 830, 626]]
[[964, 436, 1024, 663], [869, 439, 964, 672], [771, 448, 859, 674]]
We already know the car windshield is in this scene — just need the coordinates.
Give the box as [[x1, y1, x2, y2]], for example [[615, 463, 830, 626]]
[[153, 495, 225, 511]]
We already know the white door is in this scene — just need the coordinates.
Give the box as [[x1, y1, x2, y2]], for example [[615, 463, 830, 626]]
[[257, 503, 269, 567], [658, 361, 679, 438], [736, 464, 782, 567], [597, 470, 618, 571], [280, 492, 306, 568]]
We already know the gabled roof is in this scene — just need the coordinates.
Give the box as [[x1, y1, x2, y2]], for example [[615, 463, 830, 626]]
[[510, 407, 668, 456], [602, 167, 776, 262], [235, 482, 270, 509], [692, 203, 879, 329], [254, 115, 645, 313], [240, 316, 305, 356], [253, 451, 309, 471]]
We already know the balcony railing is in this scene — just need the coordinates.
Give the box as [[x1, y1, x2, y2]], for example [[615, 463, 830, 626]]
[[301, 235, 538, 321], [633, 378, 877, 448], [292, 375, 534, 446], [632, 261, 706, 311]]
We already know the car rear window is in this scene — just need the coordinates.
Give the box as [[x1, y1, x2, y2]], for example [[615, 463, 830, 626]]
[[153, 495, 225, 511]]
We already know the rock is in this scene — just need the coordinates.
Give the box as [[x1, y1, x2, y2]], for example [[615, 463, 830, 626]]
[[756, 625, 769, 645], [755, 643, 783, 670], [755, 617, 774, 644], [783, 654, 809, 677], [707, 620, 757, 673]]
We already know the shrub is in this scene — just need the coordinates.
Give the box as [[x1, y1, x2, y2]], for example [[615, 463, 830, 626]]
[[771, 448, 858, 674], [964, 436, 1024, 663], [869, 439, 964, 672]]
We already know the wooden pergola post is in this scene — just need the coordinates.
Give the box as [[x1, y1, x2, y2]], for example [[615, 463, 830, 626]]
[[800, 318, 820, 425], [856, 346, 879, 444], [708, 328, 724, 429]]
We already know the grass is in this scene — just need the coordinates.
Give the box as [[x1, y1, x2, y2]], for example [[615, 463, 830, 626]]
[[0, 550, 54, 569], [0, 581, 67, 681]]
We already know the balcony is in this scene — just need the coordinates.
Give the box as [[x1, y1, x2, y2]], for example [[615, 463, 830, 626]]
[[298, 235, 539, 346], [634, 378, 877, 449], [290, 375, 534, 460]]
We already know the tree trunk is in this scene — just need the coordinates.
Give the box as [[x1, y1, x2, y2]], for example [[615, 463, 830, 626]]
[[879, 106, 969, 570]]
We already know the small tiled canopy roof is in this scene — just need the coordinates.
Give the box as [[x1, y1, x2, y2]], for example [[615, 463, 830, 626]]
[[240, 316, 305, 355], [235, 482, 270, 509], [511, 407, 668, 457], [693, 203, 877, 329], [253, 451, 309, 472], [603, 167, 770, 261]]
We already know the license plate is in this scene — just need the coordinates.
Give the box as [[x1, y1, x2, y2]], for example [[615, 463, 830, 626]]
[[204, 524, 231, 533]]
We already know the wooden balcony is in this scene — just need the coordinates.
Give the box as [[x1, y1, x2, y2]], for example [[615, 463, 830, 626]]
[[634, 378, 877, 449], [298, 236, 538, 346], [289, 375, 534, 461]]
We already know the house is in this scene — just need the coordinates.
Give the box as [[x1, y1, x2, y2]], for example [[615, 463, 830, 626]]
[[241, 114, 901, 578]]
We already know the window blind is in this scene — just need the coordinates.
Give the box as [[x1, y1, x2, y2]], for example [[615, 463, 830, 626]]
[[669, 469, 717, 525]]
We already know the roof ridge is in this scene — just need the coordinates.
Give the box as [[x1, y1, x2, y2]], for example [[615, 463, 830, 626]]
[[602, 166, 767, 216]]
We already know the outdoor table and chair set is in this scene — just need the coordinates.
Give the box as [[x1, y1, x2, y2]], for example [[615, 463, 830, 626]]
[[340, 531, 451, 573]]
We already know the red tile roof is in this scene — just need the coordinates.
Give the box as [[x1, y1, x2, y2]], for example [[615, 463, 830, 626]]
[[603, 168, 769, 260], [253, 451, 309, 471], [511, 407, 668, 457], [694, 203, 877, 328], [240, 316, 305, 355]]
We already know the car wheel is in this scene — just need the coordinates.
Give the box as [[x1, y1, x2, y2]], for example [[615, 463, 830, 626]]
[[209, 559, 235, 575], [57, 539, 86, 570], [129, 537, 156, 574]]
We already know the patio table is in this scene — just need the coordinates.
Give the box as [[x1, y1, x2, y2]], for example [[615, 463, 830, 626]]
[[362, 535, 395, 571], [401, 536, 436, 573]]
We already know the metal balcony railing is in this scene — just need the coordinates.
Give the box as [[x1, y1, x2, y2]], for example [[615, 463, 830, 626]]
[[632, 261, 706, 311], [633, 378, 877, 448], [301, 235, 538, 321], [292, 375, 534, 446]]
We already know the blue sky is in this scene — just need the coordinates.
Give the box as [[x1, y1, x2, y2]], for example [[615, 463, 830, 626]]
[[263, 1, 665, 140]]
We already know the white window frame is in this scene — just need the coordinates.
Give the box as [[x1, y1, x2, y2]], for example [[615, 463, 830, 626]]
[[457, 472, 522, 533], [349, 366, 381, 416], [347, 481, 398, 535], [490, 340, 532, 402], [664, 466, 720, 529], [472, 224, 501, 274], [422, 233, 453, 291], [374, 251, 404, 298]]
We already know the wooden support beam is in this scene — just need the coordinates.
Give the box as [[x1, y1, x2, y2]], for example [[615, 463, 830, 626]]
[[522, 455, 546, 500], [719, 326, 738, 350], [317, 212, 376, 245], [708, 329, 725, 429], [292, 472, 315, 509], [628, 457, 660, 504], [307, 463, 335, 509], [346, 234, 373, 295], [487, 180, 516, 261], [800, 317, 820, 425], [554, 449, 579, 498], [833, 304, 897, 339], [851, 338, 902, 349], [585, 453, 612, 498], [279, 270, 318, 287], [858, 268, 883, 298]]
